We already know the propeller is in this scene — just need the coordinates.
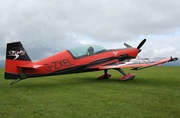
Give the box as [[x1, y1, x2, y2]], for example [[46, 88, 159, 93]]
[[124, 43, 132, 48], [124, 39, 146, 53], [137, 39, 146, 49]]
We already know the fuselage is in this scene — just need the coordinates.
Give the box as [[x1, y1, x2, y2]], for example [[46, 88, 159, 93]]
[[23, 48, 139, 78]]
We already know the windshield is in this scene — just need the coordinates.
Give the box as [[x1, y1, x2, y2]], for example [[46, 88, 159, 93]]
[[68, 45, 106, 58]]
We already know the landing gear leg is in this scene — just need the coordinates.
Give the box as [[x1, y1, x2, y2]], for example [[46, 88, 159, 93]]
[[115, 68, 135, 81], [97, 69, 111, 80], [8, 72, 26, 88], [8, 79, 21, 88]]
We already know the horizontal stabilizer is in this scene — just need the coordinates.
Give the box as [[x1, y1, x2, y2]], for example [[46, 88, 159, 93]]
[[17, 64, 43, 69]]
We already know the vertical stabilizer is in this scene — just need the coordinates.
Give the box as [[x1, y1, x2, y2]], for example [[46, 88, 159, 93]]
[[4, 42, 32, 79]]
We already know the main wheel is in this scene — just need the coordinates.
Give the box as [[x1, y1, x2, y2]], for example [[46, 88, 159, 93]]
[[97, 74, 111, 80], [119, 73, 135, 81]]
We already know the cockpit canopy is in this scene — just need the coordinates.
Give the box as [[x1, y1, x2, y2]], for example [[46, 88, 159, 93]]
[[68, 45, 106, 58]]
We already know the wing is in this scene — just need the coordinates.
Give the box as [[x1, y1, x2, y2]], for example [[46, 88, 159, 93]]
[[99, 57, 178, 70]]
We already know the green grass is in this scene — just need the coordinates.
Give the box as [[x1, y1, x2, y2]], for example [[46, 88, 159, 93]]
[[0, 67, 180, 118]]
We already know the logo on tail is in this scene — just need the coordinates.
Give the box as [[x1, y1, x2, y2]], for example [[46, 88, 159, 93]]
[[7, 49, 26, 60]]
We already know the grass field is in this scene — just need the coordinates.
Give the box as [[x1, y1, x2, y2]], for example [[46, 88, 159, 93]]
[[0, 67, 180, 118]]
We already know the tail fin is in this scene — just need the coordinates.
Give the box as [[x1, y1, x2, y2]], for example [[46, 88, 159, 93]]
[[4, 41, 32, 79]]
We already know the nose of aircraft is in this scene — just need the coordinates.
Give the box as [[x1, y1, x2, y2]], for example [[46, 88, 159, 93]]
[[124, 39, 146, 53]]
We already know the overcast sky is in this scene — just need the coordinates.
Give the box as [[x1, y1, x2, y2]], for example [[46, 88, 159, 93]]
[[1, 0, 180, 62]]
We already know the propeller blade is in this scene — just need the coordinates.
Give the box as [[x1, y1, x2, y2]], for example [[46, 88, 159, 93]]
[[124, 43, 132, 48], [137, 39, 146, 49]]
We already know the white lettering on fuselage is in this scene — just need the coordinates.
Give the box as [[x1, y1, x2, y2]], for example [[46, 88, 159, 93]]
[[112, 51, 119, 56]]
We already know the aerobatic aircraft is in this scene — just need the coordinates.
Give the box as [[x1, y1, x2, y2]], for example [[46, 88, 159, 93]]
[[4, 39, 178, 87]]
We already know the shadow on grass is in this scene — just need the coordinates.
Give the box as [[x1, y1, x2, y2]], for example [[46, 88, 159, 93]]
[[7, 75, 177, 89]]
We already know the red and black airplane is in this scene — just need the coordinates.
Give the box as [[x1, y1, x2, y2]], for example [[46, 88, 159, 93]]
[[4, 39, 178, 86]]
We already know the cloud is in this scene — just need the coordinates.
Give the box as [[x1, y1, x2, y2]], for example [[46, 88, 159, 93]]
[[153, 46, 179, 57], [0, 0, 180, 62]]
